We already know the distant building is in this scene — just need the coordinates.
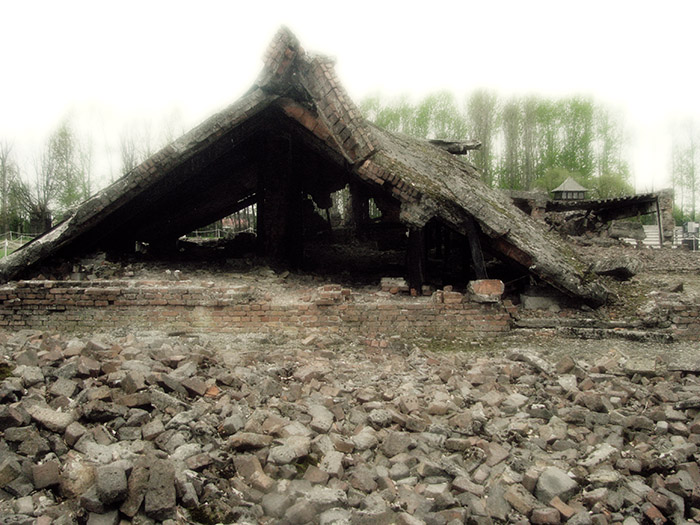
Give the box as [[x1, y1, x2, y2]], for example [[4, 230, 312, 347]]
[[551, 177, 590, 201]]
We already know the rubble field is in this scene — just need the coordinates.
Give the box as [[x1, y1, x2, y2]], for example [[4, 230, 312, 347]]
[[0, 244, 699, 525]]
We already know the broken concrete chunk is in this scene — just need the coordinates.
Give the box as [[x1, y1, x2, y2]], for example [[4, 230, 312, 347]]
[[591, 255, 642, 280], [535, 466, 579, 503], [0, 405, 30, 430], [319, 450, 345, 478], [380, 277, 409, 294], [14, 365, 44, 387], [509, 350, 554, 375], [580, 443, 618, 468], [504, 483, 541, 516], [144, 459, 177, 520], [229, 432, 273, 450], [60, 456, 96, 499], [95, 463, 129, 505], [49, 377, 79, 398], [181, 377, 208, 397], [120, 465, 149, 518], [0, 458, 22, 488], [27, 405, 74, 433], [467, 279, 505, 303], [381, 431, 412, 457], [308, 404, 335, 433], [31, 461, 61, 489]]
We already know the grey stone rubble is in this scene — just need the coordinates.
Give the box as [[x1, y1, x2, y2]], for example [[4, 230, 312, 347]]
[[0, 329, 699, 524]]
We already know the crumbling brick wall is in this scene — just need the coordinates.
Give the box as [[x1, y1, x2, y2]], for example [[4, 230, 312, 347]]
[[0, 281, 511, 337], [661, 300, 700, 341]]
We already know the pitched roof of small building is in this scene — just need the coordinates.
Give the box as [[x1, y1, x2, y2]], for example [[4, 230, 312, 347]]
[[552, 177, 590, 193], [0, 28, 608, 306]]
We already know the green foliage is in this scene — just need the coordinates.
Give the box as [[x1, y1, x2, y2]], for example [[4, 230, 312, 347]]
[[361, 90, 632, 195], [466, 90, 499, 187], [559, 97, 595, 178], [0, 362, 13, 379], [638, 213, 656, 226], [50, 123, 82, 211], [592, 171, 633, 199], [0, 142, 21, 233], [671, 120, 698, 221], [673, 205, 693, 226], [498, 98, 522, 189], [360, 91, 468, 140], [2, 119, 93, 234]]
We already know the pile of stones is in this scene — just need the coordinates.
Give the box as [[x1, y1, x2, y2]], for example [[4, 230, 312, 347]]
[[0, 329, 699, 524]]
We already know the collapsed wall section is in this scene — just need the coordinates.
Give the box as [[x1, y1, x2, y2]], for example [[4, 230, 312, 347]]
[[0, 281, 511, 337]]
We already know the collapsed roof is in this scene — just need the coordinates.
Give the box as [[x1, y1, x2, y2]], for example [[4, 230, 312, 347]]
[[0, 28, 608, 306]]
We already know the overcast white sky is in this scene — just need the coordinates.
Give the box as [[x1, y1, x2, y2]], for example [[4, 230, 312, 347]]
[[2, 0, 699, 192]]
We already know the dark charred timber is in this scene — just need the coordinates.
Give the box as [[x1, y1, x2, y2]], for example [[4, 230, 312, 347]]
[[428, 139, 482, 155], [349, 182, 370, 231], [407, 227, 427, 293], [464, 216, 488, 280], [258, 135, 303, 267]]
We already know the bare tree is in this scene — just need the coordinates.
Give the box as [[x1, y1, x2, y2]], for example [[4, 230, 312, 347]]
[[672, 120, 698, 221], [119, 131, 140, 176], [8, 120, 93, 234], [466, 90, 499, 187], [0, 141, 19, 233], [499, 98, 522, 189], [77, 139, 93, 199], [29, 148, 58, 231], [119, 120, 157, 176], [161, 107, 185, 145]]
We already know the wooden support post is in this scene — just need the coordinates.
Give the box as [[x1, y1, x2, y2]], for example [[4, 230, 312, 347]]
[[258, 134, 303, 267], [656, 197, 664, 248], [407, 227, 427, 293], [465, 217, 488, 280], [349, 182, 369, 232], [288, 139, 303, 269], [256, 166, 266, 254], [434, 223, 443, 259]]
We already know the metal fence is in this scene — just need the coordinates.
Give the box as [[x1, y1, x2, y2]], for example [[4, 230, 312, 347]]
[[676, 225, 699, 251], [1, 231, 38, 258]]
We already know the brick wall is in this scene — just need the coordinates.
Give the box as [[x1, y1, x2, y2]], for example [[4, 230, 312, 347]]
[[662, 300, 700, 341], [0, 281, 512, 337]]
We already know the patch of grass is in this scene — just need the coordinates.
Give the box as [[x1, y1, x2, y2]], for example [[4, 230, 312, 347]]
[[605, 276, 654, 317], [293, 454, 318, 476], [189, 506, 217, 525], [0, 237, 34, 259], [0, 363, 13, 380], [189, 503, 238, 525]]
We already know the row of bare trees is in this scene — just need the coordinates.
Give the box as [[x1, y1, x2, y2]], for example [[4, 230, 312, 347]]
[[0, 122, 93, 235], [1, 111, 184, 237], [672, 120, 700, 223]]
